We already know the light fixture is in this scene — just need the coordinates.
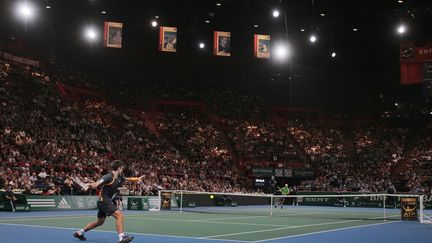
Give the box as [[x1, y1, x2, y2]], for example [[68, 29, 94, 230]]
[[300, 28, 305, 32], [205, 20, 210, 23], [273, 43, 291, 61], [15, 2, 36, 21], [309, 35, 317, 43], [199, 42, 205, 49], [397, 24, 406, 34], [151, 20, 158, 27], [101, 11, 106, 14], [331, 52, 336, 58], [273, 10, 280, 18], [254, 24, 259, 28], [353, 28, 358, 32], [84, 27, 98, 42]]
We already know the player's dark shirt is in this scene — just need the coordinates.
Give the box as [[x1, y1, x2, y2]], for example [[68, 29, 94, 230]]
[[98, 172, 125, 203], [4, 190, 14, 201]]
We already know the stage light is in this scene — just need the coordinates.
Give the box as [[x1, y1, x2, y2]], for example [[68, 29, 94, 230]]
[[397, 24, 406, 34], [254, 24, 259, 28], [15, 2, 36, 21], [320, 13, 325, 17], [309, 35, 317, 43], [101, 11, 106, 14], [272, 10, 280, 18], [216, 3, 222, 6], [155, 16, 159, 19], [199, 42, 205, 49], [205, 20, 210, 23], [84, 27, 98, 41], [353, 28, 358, 32], [331, 52, 336, 58], [45, 6, 51, 9], [151, 20, 158, 27], [300, 28, 305, 32], [274, 43, 291, 61]]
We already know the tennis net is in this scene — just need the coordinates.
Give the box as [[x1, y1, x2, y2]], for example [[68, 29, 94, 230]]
[[159, 190, 431, 222]]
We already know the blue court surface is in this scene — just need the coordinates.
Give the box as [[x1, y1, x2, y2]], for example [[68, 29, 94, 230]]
[[0, 208, 431, 243]]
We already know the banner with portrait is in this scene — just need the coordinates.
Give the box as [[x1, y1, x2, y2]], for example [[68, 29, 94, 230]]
[[254, 34, 270, 59], [103, 22, 123, 48], [159, 26, 177, 52], [213, 31, 231, 56]]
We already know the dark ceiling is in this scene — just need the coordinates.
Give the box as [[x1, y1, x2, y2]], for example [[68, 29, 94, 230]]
[[0, 0, 431, 77]]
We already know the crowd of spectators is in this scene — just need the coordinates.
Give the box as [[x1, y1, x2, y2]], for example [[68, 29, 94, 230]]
[[1, 54, 431, 197], [398, 133, 432, 193], [0, 60, 249, 196]]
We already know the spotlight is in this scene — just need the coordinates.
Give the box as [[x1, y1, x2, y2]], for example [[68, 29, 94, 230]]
[[205, 20, 210, 23], [199, 42, 205, 49], [101, 11, 107, 14], [155, 16, 159, 19], [254, 24, 259, 28], [309, 35, 317, 43], [331, 52, 336, 58], [397, 24, 406, 34], [151, 20, 158, 27], [320, 13, 325, 17], [353, 28, 358, 32], [216, 3, 222, 6], [45, 6, 51, 9], [15, 2, 36, 21], [84, 27, 98, 41], [272, 10, 280, 18], [300, 28, 305, 32], [273, 43, 291, 61]]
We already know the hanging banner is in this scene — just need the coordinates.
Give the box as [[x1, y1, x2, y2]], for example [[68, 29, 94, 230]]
[[401, 62, 423, 85], [213, 31, 231, 56], [103, 22, 123, 48], [400, 42, 432, 64], [254, 34, 270, 59], [423, 61, 432, 97], [159, 26, 177, 52]]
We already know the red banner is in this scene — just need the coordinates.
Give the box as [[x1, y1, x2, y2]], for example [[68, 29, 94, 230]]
[[400, 42, 432, 64], [401, 62, 423, 85]]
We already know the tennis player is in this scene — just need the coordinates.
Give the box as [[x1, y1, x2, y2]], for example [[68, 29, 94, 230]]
[[73, 160, 144, 243], [279, 184, 290, 209]]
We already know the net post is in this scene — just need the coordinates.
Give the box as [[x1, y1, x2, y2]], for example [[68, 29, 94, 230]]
[[419, 195, 424, 223], [270, 194, 273, 217], [180, 190, 183, 213], [383, 193, 386, 221], [158, 190, 162, 211]]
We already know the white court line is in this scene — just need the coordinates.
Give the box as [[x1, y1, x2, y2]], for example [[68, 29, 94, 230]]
[[190, 212, 322, 222], [199, 219, 362, 239], [0, 211, 184, 221], [126, 216, 283, 227], [190, 215, 268, 222], [0, 223, 249, 243], [254, 221, 398, 242], [0, 214, 287, 228]]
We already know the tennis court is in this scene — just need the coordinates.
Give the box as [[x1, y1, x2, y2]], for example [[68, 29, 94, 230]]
[[0, 206, 431, 243]]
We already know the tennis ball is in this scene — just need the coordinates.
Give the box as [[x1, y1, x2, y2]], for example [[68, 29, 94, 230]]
[[210, 195, 214, 199]]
